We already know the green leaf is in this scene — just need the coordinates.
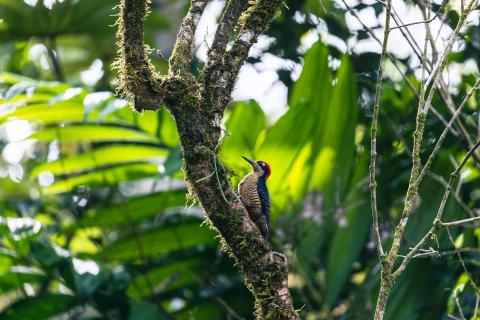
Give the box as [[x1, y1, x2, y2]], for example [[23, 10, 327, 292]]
[[0, 0, 116, 41], [129, 299, 167, 320], [156, 108, 180, 147], [1, 217, 42, 242], [29, 124, 160, 143], [31, 240, 70, 268], [0, 249, 16, 275], [0, 293, 77, 320], [128, 258, 203, 297], [256, 41, 333, 203], [0, 72, 35, 85], [221, 100, 266, 173], [307, 55, 358, 195], [447, 273, 469, 313], [101, 223, 216, 261], [325, 153, 370, 307], [31, 144, 168, 177], [0, 102, 86, 124], [0, 266, 46, 294], [70, 258, 111, 299], [41, 162, 162, 194], [69, 190, 186, 231], [161, 146, 183, 177], [4, 81, 36, 100]]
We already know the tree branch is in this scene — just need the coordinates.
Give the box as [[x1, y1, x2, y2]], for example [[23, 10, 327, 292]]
[[370, 1, 479, 318], [368, 0, 392, 260], [202, 0, 249, 110], [406, 247, 480, 258], [169, 0, 209, 74], [392, 139, 480, 278], [414, 79, 480, 188], [115, 0, 297, 318], [442, 216, 480, 227], [205, 0, 249, 70], [114, 0, 164, 111], [389, 0, 478, 264], [211, 0, 283, 111]]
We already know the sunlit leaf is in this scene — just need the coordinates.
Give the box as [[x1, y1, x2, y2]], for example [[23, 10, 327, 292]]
[[41, 162, 162, 194], [128, 258, 203, 297], [69, 190, 187, 231], [0, 293, 77, 320], [31, 144, 168, 177], [29, 124, 160, 143], [101, 223, 215, 261], [0, 266, 46, 294]]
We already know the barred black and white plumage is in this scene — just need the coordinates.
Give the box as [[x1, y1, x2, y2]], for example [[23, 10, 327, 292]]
[[238, 156, 272, 242]]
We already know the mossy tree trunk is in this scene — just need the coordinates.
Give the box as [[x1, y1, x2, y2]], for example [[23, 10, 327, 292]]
[[114, 0, 299, 318]]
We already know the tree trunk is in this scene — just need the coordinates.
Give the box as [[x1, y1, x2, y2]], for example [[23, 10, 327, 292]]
[[115, 0, 299, 318]]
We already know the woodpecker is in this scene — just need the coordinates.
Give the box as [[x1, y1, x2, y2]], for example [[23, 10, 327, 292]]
[[238, 156, 272, 242]]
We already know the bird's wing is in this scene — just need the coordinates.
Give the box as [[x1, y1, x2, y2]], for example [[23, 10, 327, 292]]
[[257, 179, 270, 224]]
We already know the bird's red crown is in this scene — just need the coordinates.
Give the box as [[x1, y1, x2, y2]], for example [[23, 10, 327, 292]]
[[257, 161, 271, 180]]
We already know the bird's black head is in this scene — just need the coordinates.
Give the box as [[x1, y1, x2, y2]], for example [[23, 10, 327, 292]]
[[242, 156, 272, 180]]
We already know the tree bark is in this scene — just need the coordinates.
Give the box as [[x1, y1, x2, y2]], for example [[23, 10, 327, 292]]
[[374, 275, 394, 320], [114, 0, 298, 318]]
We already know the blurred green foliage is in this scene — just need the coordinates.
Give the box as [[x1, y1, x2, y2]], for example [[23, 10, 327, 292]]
[[0, 0, 479, 319]]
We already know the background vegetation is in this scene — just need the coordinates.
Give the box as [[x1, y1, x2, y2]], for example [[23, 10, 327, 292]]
[[0, 0, 479, 319]]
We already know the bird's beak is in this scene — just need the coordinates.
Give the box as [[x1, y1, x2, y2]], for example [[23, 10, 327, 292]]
[[241, 156, 256, 168]]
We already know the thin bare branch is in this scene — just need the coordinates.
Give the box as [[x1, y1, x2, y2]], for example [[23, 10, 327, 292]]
[[169, 0, 209, 74], [454, 294, 467, 320], [343, 0, 459, 137], [393, 139, 480, 277], [407, 247, 480, 258], [392, 222, 439, 277], [418, 0, 480, 164], [415, 79, 480, 185], [474, 294, 479, 319], [424, 0, 478, 90], [389, 0, 478, 263], [390, 0, 447, 30], [427, 172, 476, 218], [114, 0, 164, 111], [368, 0, 393, 260], [213, 0, 283, 111], [442, 216, 480, 227], [205, 0, 249, 70], [445, 227, 480, 293], [370, 0, 393, 318]]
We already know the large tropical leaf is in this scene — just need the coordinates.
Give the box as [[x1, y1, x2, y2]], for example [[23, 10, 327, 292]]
[[101, 222, 216, 261], [41, 162, 162, 194], [68, 190, 187, 231], [0, 293, 77, 319], [31, 144, 168, 177], [30, 124, 161, 144]]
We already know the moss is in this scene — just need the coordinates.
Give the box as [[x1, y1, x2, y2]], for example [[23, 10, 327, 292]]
[[238, 0, 284, 30], [169, 0, 208, 75], [114, 0, 163, 111], [116, 0, 297, 318]]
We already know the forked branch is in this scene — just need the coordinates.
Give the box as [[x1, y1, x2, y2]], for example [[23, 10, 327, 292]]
[[115, 0, 298, 319], [367, 0, 480, 318]]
